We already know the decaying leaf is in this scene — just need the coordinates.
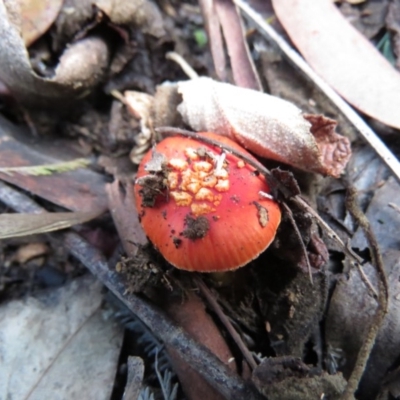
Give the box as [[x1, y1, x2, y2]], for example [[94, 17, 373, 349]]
[[124, 90, 156, 164], [0, 210, 103, 239], [177, 77, 351, 177], [0, 0, 109, 106], [326, 253, 400, 399], [96, 0, 165, 37], [198, 0, 227, 81], [17, 0, 63, 46], [272, 0, 400, 130], [252, 357, 346, 400], [106, 180, 148, 258], [386, 0, 400, 70], [213, 0, 261, 90], [326, 176, 400, 398], [0, 116, 107, 212], [0, 275, 123, 400], [164, 291, 236, 400], [13, 242, 49, 264]]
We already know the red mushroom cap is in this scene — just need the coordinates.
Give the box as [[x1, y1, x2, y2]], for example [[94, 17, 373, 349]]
[[134, 132, 281, 272]]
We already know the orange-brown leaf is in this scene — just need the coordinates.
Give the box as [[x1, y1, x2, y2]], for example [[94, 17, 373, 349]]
[[272, 0, 400, 130]]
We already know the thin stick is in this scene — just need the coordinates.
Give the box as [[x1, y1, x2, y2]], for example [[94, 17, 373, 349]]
[[166, 52, 199, 79], [281, 202, 313, 284], [340, 185, 389, 400], [296, 196, 378, 300], [235, 0, 400, 182], [195, 277, 258, 370]]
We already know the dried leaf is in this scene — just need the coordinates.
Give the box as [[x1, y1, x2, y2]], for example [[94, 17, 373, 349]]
[[386, 0, 400, 70], [214, 0, 261, 90], [272, 0, 400, 129], [96, 0, 165, 37], [0, 116, 107, 212], [14, 242, 49, 264], [326, 177, 400, 398], [198, 0, 227, 81], [177, 77, 351, 177], [17, 0, 63, 46], [164, 291, 235, 400], [326, 252, 400, 399], [0, 276, 123, 400], [106, 180, 148, 258], [0, 210, 102, 239], [124, 90, 155, 164], [0, 0, 109, 107]]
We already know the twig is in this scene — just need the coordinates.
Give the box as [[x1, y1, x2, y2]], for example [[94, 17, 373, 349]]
[[340, 185, 389, 400], [235, 0, 400, 182], [281, 202, 313, 284], [166, 52, 199, 79], [195, 277, 258, 370], [0, 180, 43, 214], [295, 196, 378, 300], [0, 181, 265, 400], [122, 357, 144, 400], [345, 240, 379, 300]]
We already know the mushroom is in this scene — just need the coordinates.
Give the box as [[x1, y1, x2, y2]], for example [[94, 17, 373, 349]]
[[134, 132, 281, 272]]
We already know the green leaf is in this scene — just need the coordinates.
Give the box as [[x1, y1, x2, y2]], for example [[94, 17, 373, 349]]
[[193, 29, 207, 48]]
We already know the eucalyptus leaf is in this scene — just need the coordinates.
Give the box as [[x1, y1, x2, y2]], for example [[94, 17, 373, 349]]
[[0, 210, 103, 239]]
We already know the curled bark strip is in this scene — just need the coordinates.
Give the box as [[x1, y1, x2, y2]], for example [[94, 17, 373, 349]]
[[178, 78, 351, 177]]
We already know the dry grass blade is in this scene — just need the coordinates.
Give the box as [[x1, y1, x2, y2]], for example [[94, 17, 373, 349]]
[[0, 158, 90, 176], [234, 0, 400, 182], [0, 210, 103, 239]]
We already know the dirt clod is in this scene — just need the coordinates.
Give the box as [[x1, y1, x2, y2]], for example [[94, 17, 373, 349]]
[[182, 214, 210, 240]]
